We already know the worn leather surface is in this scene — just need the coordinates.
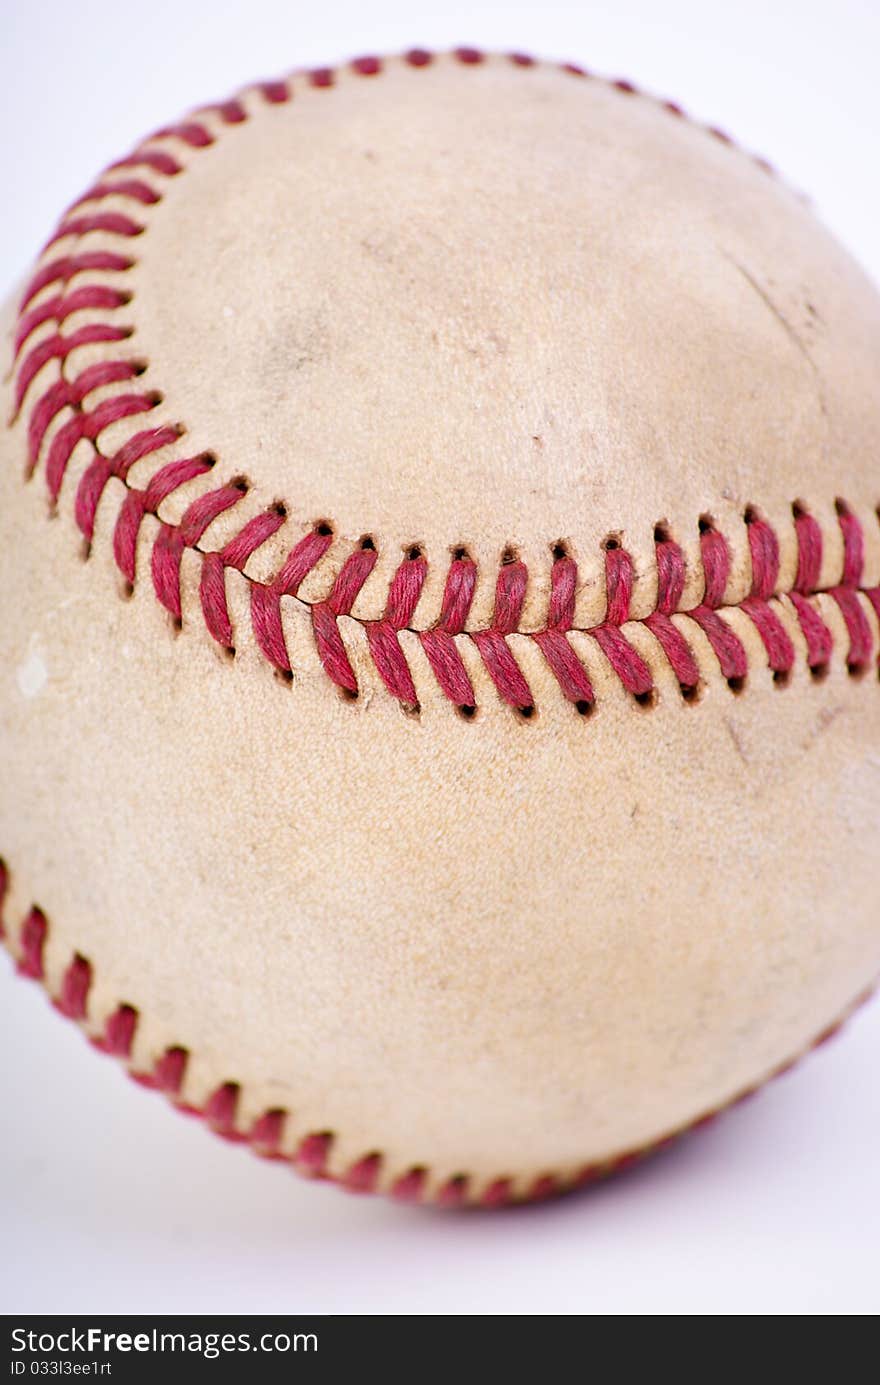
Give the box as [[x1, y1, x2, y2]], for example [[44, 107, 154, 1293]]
[[1, 53, 879, 1196]]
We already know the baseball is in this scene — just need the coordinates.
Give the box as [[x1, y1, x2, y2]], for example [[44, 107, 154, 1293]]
[[2, 48, 879, 1206]]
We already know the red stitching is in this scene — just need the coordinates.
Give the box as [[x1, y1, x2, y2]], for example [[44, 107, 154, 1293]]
[[1, 858, 874, 1205], [66, 179, 161, 215], [20, 252, 134, 312], [251, 528, 335, 673], [15, 284, 131, 358], [10, 50, 880, 719], [153, 122, 214, 148], [110, 149, 182, 176], [44, 211, 144, 252]]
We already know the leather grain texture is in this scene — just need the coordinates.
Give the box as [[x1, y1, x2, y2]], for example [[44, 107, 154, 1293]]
[[1, 51, 879, 1201]]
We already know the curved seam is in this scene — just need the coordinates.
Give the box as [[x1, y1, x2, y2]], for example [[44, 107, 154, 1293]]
[[1, 855, 874, 1206], [9, 48, 880, 714]]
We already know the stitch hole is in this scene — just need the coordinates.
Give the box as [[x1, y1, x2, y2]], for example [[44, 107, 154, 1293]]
[[516, 704, 536, 721], [847, 660, 868, 680], [501, 545, 519, 565], [634, 688, 656, 709], [680, 682, 702, 703], [401, 700, 421, 719], [451, 545, 471, 562], [171, 615, 182, 635], [271, 502, 287, 519], [277, 668, 294, 684], [834, 497, 851, 517], [406, 544, 423, 561], [772, 668, 792, 688], [199, 452, 218, 468], [457, 703, 477, 721], [727, 675, 747, 695], [653, 522, 671, 544], [743, 503, 763, 525], [145, 390, 163, 408], [792, 499, 809, 520], [575, 698, 594, 717], [810, 661, 830, 682], [602, 533, 622, 551], [315, 520, 333, 537], [339, 686, 359, 702], [229, 476, 249, 494], [551, 540, 569, 561], [129, 360, 148, 377], [359, 535, 376, 551], [121, 579, 134, 600], [698, 514, 715, 534]]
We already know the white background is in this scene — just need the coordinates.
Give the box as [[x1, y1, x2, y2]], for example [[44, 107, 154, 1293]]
[[2, 0, 879, 1316]]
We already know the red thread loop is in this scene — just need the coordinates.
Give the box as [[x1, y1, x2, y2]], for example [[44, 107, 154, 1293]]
[[44, 385, 159, 502], [15, 323, 130, 416], [741, 598, 795, 675], [533, 628, 595, 706], [200, 508, 288, 648], [493, 560, 527, 634], [44, 211, 144, 252], [15, 284, 131, 357], [743, 513, 794, 674], [831, 588, 873, 671], [391, 1168, 427, 1203], [419, 557, 478, 707], [19, 251, 134, 312], [436, 557, 477, 635], [385, 554, 428, 630], [110, 149, 182, 176], [700, 525, 729, 607], [153, 122, 214, 148], [68, 179, 161, 214], [153, 483, 248, 622], [251, 1110, 286, 1151], [18, 909, 47, 979], [296, 1132, 332, 1177], [655, 538, 686, 615], [548, 555, 577, 630], [57, 955, 92, 1019], [837, 502, 864, 587], [343, 1154, 382, 1194], [471, 559, 534, 710], [644, 612, 700, 691], [794, 508, 823, 593], [533, 553, 595, 706], [259, 81, 290, 104], [113, 456, 214, 584], [604, 546, 633, 625], [747, 514, 779, 601], [689, 607, 748, 681], [363, 555, 429, 707], [75, 426, 182, 542], [789, 593, 833, 670], [204, 1084, 243, 1139], [311, 547, 379, 696], [100, 1006, 137, 1057], [251, 529, 334, 674], [591, 624, 654, 697]]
